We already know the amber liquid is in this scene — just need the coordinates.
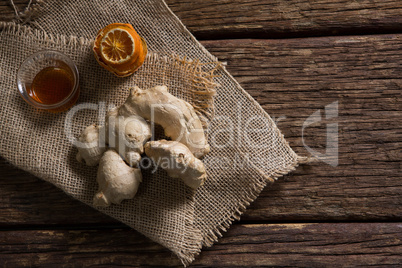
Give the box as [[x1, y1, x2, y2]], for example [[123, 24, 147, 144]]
[[28, 65, 74, 105]]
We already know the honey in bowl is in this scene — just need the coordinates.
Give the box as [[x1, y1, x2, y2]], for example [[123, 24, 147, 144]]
[[28, 64, 74, 105], [17, 50, 80, 113]]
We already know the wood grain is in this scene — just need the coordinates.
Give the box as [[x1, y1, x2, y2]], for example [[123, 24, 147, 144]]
[[0, 159, 118, 226], [0, 34, 400, 227], [0, 0, 30, 21], [166, 0, 402, 38], [1, 0, 402, 38], [202, 35, 402, 222], [0, 223, 400, 267]]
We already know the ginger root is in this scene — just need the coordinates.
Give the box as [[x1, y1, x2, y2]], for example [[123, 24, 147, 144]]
[[144, 140, 206, 189], [75, 85, 211, 207], [76, 124, 106, 166], [105, 107, 151, 167], [119, 86, 210, 158], [93, 149, 142, 207]]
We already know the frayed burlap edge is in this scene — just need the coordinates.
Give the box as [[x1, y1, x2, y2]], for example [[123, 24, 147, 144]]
[[199, 156, 309, 250], [0, 20, 92, 48], [170, 54, 220, 129], [145, 52, 219, 120]]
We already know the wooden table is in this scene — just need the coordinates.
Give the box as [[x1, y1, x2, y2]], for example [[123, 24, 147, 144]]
[[1, 0, 401, 266]]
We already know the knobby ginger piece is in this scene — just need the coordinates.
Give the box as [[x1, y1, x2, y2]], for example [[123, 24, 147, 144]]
[[105, 107, 151, 167], [144, 140, 206, 189], [93, 149, 142, 207], [76, 124, 106, 166], [119, 85, 210, 158]]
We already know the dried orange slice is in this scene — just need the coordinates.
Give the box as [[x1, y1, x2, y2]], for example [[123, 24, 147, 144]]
[[93, 23, 147, 77]]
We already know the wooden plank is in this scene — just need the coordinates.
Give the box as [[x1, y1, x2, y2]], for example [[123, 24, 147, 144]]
[[201, 35, 402, 221], [0, 0, 30, 21], [166, 0, 402, 38], [0, 34, 401, 226], [2, 1, 402, 38], [0, 223, 400, 267], [0, 159, 118, 226]]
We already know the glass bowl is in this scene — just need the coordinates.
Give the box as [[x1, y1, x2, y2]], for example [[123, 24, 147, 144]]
[[17, 50, 80, 112]]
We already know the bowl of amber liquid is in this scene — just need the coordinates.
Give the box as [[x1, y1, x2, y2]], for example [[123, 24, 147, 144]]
[[17, 50, 79, 112]]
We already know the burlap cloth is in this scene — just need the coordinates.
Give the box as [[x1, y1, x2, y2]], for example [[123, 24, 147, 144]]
[[0, 0, 306, 265]]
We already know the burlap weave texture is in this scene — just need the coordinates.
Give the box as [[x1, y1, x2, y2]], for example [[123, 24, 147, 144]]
[[0, 0, 303, 265]]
